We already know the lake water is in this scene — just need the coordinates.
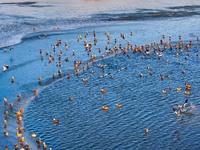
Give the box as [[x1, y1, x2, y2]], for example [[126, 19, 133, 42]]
[[1, 0, 200, 150]]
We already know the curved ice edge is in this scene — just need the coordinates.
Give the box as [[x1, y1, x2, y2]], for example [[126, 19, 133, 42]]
[[0, 21, 112, 50]]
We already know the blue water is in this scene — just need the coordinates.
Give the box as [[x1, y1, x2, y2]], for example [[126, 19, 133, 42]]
[[1, 1, 200, 150]]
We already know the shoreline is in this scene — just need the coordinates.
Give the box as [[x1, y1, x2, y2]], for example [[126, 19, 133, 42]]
[[0, 21, 111, 50], [0, 10, 200, 49]]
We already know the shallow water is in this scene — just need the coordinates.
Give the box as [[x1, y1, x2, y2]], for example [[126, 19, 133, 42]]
[[1, 0, 200, 150]]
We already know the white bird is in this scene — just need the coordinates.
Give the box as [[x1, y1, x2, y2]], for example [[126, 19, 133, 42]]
[[99, 73, 110, 78], [117, 67, 126, 72], [157, 52, 162, 57], [97, 64, 107, 68], [173, 108, 181, 115], [3, 65, 10, 72], [173, 99, 188, 115]]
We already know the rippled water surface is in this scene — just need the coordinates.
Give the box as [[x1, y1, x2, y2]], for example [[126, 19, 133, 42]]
[[1, 0, 200, 150], [20, 21, 200, 149], [25, 44, 200, 150]]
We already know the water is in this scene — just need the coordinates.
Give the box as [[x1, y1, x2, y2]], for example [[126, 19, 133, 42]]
[[1, 0, 200, 150], [1, 0, 200, 48]]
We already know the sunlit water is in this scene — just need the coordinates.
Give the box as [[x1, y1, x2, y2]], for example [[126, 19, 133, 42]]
[[1, 0, 200, 150], [1, 0, 200, 48]]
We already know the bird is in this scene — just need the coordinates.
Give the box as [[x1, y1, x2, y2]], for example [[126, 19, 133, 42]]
[[173, 108, 181, 116], [3, 65, 10, 72], [4, 120, 7, 125], [14, 144, 19, 149], [11, 76, 15, 82], [34, 89, 39, 95], [99, 73, 110, 78], [9, 103, 13, 107], [101, 89, 107, 94], [15, 111, 21, 115], [102, 106, 109, 111], [179, 99, 188, 110], [38, 77, 42, 81], [173, 99, 188, 116], [82, 78, 88, 83], [52, 73, 56, 78], [16, 132, 23, 138], [31, 134, 37, 138], [17, 94, 21, 99], [36, 138, 42, 144], [17, 127, 23, 131], [19, 137, 25, 143], [116, 104, 122, 108], [20, 109, 24, 113], [97, 64, 107, 69], [4, 111, 8, 115], [4, 132, 9, 137], [162, 90, 167, 94], [69, 97, 73, 101], [145, 129, 149, 133], [17, 116, 23, 121], [53, 119, 59, 123], [117, 67, 126, 72], [4, 98, 7, 103], [43, 142, 47, 149]]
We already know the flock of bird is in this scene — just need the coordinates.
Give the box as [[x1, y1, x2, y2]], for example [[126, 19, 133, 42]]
[[2, 28, 199, 149], [3, 88, 50, 150]]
